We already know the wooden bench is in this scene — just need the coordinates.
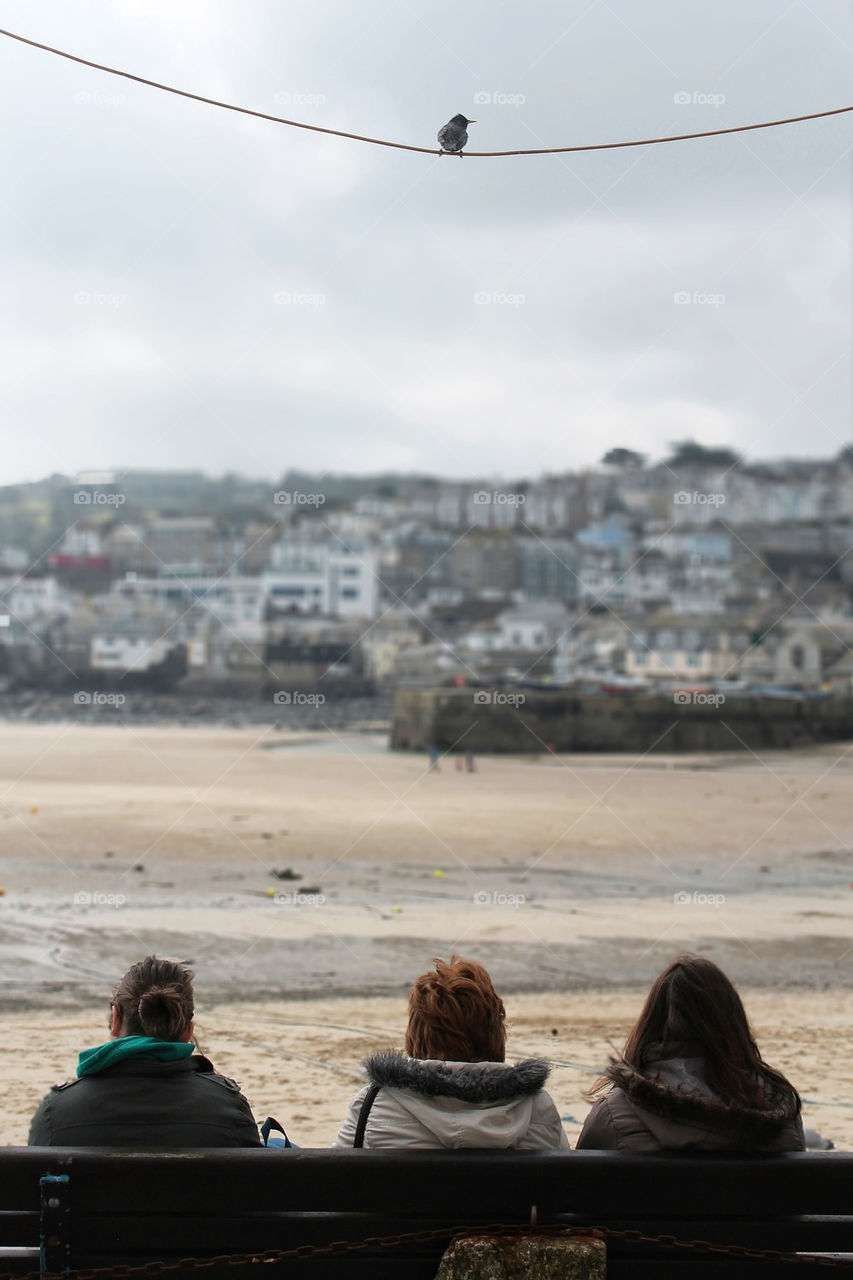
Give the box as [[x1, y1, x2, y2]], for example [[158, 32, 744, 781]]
[[2, 1149, 851, 1279]]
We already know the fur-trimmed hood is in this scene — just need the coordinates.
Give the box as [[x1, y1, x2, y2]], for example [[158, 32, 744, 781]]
[[333, 1051, 568, 1150], [364, 1050, 551, 1102], [604, 1055, 801, 1143]]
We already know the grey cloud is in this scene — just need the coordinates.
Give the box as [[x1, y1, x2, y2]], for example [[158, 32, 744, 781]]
[[0, 0, 850, 482]]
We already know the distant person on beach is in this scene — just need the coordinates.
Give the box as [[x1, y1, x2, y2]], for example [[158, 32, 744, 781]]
[[334, 955, 568, 1149], [28, 955, 261, 1147], [576, 954, 804, 1152], [428, 745, 440, 771]]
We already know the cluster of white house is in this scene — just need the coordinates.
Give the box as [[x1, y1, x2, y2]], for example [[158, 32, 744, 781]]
[[3, 566, 852, 694], [3, 456, 853, 694]]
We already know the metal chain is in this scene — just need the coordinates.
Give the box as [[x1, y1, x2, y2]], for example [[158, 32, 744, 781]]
[[19, 1221, 853, 1278]]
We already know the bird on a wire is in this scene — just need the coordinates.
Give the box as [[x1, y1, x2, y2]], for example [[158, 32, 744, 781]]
[[437, 114, 475, 155]]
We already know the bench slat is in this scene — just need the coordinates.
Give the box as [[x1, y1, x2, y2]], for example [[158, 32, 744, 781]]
[[10, 1150, 853, 1215], [43, 1212, 853, 1257]]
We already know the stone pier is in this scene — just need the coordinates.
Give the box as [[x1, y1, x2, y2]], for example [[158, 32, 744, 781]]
[[392, 687, 853, 753]]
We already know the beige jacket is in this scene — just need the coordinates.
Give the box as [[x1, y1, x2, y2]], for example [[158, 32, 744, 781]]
[[334, 1051, 569, 1150]]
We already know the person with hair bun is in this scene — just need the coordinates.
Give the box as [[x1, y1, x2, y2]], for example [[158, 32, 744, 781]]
[[577, 954, 804, 1152], [334, 956, 568, 1149], [29, 955, 260, 1147]]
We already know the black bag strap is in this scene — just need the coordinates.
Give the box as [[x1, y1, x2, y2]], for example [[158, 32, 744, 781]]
[[260, 1115, 293, 1148], [353, 1084, 380, 1148]]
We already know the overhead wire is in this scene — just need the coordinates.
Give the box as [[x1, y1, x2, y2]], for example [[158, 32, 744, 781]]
[[0, 26, 851, 158]]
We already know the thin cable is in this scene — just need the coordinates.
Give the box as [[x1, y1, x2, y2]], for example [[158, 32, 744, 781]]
[[1, 25, 851, 157]]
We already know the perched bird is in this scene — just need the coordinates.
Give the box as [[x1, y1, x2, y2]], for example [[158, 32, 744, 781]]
[[437, 114, 475, 155]]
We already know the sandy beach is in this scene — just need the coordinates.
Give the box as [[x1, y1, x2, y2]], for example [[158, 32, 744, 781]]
[[1, 722, 852, 1147]]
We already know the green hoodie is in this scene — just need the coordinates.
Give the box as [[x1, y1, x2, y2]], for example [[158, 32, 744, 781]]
[[77, 1036, 195, 1078]]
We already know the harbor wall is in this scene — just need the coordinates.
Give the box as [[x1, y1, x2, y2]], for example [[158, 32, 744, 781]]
[[391, 688, 853, 753]]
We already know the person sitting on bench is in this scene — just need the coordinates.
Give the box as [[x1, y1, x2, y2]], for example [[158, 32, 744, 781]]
[[577, 954, 804, 1151], [334, 955, 569, 1149], [28, 954, 261, 1147]]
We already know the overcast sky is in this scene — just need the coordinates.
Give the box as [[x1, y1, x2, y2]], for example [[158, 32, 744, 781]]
[[0, 0, 850, 485]]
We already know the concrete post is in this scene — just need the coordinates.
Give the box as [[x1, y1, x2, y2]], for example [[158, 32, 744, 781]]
[[434, 1233, 606, 1279]]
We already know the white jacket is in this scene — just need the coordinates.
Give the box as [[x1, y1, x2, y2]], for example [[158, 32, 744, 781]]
[[334, 1051, 569, 1150]]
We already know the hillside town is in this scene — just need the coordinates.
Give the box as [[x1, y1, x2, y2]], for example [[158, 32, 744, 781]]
[[2, 442, 853, 709]]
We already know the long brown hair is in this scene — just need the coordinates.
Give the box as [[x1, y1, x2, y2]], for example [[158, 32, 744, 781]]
[[405, 956, 506, 1062], [593, 954, 800, 1112], [112, 955, 194, 1042]]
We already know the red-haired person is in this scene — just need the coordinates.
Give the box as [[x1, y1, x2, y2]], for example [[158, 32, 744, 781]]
[[29, 956, 260, 1147], [335, 956, 568, 1149], [577, 955, 803, 1151]]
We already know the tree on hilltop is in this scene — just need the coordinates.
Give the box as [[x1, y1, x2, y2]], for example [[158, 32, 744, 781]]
[[602, 447, 646, 468], [665, 439, 741, 469]]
